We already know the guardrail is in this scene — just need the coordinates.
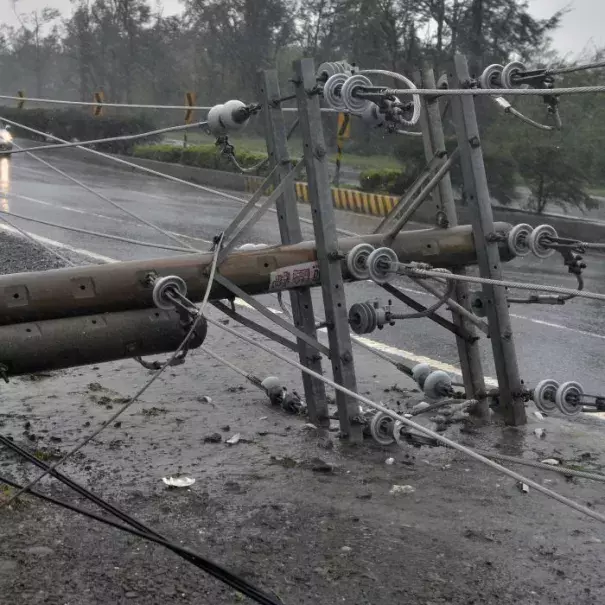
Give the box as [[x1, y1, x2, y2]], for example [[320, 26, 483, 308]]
[[244, 175, 399, 217]]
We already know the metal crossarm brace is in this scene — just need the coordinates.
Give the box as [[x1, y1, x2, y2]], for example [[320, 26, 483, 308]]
[[219, 163, 280, 244], [211, 301, 299, 354], [218, 161, 305, 264], [417, 66, 488, 415], [385, 149, 460, 243], [259, 69, 330, 427], [450, 55, 526, 425], [380, 283, 474, 341], [374, 154, 440, 234], [213, 273, 331, 358], [294, 58, 363, 443]]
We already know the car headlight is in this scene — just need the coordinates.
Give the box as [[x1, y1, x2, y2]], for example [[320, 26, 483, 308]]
[[0, 132, 12, 143]]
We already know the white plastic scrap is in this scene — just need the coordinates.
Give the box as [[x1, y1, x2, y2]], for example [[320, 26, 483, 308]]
[[226, 433, 241, 445], [533, 428, 546, 439], [517, 482, 530, 494], [385, 457, 395, 466], [162, 476, 195, 488], [389, 484, 416, 495], [533, 411, 545, 420], [541, 458, 560, 466]]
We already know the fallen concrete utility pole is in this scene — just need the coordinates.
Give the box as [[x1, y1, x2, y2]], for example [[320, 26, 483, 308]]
[[0, 224, 514, 326], [0, 308, 205, 377]]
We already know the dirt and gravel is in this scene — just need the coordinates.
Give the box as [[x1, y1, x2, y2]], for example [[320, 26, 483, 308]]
[[1, 230, 605, 605]]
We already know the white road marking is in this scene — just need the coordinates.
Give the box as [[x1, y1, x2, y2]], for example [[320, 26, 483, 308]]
[[0, 223, 117, 264]]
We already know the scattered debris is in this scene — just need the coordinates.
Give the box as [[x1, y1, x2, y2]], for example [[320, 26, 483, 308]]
[[226, 433, 241, 445], [204, 433, 222, 444], [141, 407, 168, 417], [270, 455, 298, 468], [340, 546, 352, 554], [259, 416, 268, 421], [162, 476, 195, 488], [200, 396, 213, 404], [389, 485, 416, 495], [534, 428, 546, 439], [541, 458, 560, 466], [221, 425, 231, 432], [302, 423, 318, 431], [309, 458, 333, 473], [412, 401, 430, 413], [533, 411, 545, 420], [385, 457, 395, 466], [517, 482, 530, 494]]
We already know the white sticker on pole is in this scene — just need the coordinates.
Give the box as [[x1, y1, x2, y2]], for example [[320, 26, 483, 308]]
[[269, 261, 320, 291]]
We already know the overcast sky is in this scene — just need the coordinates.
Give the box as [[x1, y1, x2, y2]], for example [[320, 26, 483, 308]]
[[1, 0, 603, 59]]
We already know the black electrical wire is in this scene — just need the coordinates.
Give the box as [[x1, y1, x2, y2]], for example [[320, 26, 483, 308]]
[[0, 434, 283, 605]]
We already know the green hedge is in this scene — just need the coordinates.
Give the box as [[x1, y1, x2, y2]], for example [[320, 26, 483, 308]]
[[0, 107, 160, 154], [132, 143, 272, 176], [359, 167, 417, 195]]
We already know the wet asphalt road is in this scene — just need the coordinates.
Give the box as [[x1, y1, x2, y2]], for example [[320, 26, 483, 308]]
[[1, 146, 605, 398]]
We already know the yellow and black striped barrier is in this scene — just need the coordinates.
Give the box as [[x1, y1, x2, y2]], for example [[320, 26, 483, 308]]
[[245, 176, 398, 218]]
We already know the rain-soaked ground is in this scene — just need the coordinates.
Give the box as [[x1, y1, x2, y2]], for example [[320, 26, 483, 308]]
[[1, 231, 605, 604]]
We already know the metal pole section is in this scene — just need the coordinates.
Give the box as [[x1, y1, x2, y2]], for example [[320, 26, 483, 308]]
[[258, 69, 330, 427], [449, 55, 526, 425], [418, 66, 488, 419], [293, 58, 363, 443]]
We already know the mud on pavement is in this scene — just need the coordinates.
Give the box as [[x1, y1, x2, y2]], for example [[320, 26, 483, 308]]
[[1, 231, 605, 605]]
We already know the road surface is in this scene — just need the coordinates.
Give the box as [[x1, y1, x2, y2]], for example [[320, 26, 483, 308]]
[[1, 146, 604, 400]]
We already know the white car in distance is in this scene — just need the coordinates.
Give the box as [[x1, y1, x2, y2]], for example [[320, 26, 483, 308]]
[[0, 125, 13, 157]]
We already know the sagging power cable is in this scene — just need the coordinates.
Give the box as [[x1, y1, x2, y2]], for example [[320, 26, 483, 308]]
[[2, 117, 357, 239], [0, 234, 223, 509], [0, 437, 283, 605], [9, 138, 199, 253], [7, 121, 210, 155], [0, 207, 196, 253]]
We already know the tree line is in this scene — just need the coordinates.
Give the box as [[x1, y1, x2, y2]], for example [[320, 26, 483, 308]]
[[1, 0, 605, 213]]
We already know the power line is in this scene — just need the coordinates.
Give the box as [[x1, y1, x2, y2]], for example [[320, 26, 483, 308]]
[[7, 120, 210, 155]]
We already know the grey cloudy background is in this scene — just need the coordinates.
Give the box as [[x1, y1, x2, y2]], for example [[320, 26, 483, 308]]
[[1, 0, 603, 57]]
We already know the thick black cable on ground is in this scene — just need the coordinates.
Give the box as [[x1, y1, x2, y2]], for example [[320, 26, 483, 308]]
[[0, 435, 283, 605]]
